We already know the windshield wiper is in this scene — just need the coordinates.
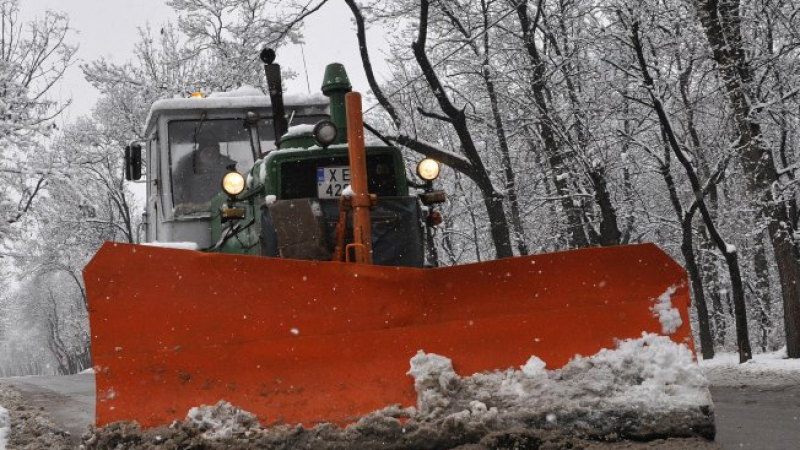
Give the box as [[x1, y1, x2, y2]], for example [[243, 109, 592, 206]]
[[191, 113, 208, 173]]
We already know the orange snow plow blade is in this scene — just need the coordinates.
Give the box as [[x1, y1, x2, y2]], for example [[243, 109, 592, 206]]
[[85, 242, 693, 429]]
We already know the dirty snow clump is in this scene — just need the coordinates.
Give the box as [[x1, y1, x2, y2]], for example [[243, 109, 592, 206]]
[[651, 285, 682, 334], [520, 355, 547, 376], [408, 333, 712, 440], [186, 401, 260, 440], [408, 351, 460, 417]]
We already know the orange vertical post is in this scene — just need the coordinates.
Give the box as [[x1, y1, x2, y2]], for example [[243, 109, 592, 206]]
[[345, 92, 372, 264]]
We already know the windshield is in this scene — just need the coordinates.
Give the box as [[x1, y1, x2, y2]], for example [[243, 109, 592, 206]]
[[168, 113, 328, 216], [169, 119, 266, 216]]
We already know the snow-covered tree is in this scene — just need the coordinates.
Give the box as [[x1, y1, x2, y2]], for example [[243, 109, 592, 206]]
[[0, 0, 75, 243], [335, 0, 800, 359]]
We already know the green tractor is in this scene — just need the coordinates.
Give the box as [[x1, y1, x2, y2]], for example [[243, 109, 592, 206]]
[[125, 49, 442, 266]]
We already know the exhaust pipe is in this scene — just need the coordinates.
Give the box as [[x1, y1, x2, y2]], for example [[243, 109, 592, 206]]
[[261, 48, 288, 147]]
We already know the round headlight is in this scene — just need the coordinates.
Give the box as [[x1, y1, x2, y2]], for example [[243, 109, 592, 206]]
[[416, 158, 441, 181], [313, 120, 338, 147], [222, 171, 245, 196]]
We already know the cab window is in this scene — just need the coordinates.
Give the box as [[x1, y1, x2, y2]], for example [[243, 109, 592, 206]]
[[168, 119, 260, 216]]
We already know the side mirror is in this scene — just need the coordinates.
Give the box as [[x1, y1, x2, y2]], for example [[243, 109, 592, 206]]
[[125, 143, 142, 181]]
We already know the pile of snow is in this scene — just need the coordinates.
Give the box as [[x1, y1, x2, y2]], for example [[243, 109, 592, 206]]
[[281, 124, 315, 140], [205, 86, 328, 106], [700, 347, 800, 386], [0, 405, 8, 450], [208, 85, 263, 98], [186, 401, 260, 440], [408, 333, 711, 428]]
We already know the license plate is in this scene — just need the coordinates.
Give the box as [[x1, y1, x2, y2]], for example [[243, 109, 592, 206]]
[[317, 166, 351, 198]]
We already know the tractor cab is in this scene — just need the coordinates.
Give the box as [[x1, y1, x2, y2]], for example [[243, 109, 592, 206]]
[[130, 88, 328, 248], [127, 58, 440, 267]]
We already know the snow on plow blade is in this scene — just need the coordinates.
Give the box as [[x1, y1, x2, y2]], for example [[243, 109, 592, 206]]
[[85, 242, 694, 429]]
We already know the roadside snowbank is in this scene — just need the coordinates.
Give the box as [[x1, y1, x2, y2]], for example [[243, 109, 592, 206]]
[[0, 383, 72, 449], [401, 332, 712, 441], [83, 334, 715, 449], [0, 405, 8, 450], [700, 347, 800, 386]]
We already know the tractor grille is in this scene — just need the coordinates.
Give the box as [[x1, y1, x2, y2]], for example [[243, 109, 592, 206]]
[[279, 153, 399, 199]]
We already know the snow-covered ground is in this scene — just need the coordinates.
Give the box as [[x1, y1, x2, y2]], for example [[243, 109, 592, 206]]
[[0, 405, 9, 450], [5, 342, 800, 449], [700, 347, 800, 386], [0, 383, 72, 449]]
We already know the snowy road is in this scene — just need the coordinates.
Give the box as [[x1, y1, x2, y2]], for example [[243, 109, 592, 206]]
[[1, 374, 799, 449], [2, 374, 95, 444], [710, 385, 800, 450]]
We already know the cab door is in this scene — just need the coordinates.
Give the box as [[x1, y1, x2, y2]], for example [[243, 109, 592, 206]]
[[145, 136, 159, 242]]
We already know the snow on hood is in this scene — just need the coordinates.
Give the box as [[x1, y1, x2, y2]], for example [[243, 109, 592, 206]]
[[208, 85, 263, 98], [143, 91, 328, 135], [142, 242, 200, 251], [281, 123, 315, 139]]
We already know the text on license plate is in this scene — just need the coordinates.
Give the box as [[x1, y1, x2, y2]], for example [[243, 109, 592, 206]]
[[317, 166, 351, 198]]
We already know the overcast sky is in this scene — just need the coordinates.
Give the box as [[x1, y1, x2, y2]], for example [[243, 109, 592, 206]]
[[22, 0, 389, 123]]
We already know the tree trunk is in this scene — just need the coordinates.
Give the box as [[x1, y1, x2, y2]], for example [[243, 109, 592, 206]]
[[770, 220, 800, 356], [588, 168, 622, 246], [753, 235, 774, 351], [697, 227, 726, 345], [662, 157, 715, 358], [683, 218, 715, 359], [724, 250, 752, 361], [483, 62, 528, 256]]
